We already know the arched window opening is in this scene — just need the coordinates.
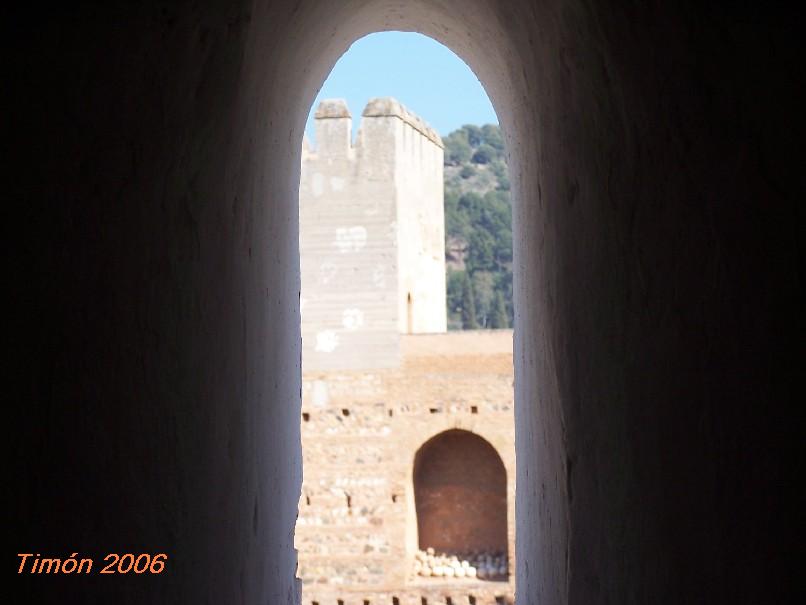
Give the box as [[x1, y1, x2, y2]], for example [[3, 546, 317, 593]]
[[413, 430, 508, 581], [295, 30, 515, 605]]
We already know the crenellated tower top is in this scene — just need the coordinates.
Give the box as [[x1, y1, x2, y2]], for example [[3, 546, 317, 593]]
[[305, 97, 443, 159]]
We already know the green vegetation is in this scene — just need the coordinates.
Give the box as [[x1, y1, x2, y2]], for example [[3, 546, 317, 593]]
[[443, 124, 513, 330], [460, 272, 478, 329]]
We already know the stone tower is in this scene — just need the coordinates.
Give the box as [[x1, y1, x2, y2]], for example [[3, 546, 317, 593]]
[[299, 98, 447, 371]]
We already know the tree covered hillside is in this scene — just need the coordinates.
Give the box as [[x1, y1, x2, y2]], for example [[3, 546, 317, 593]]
[[443, 124, 513, 330]]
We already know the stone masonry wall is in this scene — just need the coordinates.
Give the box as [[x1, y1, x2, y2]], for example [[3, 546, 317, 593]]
[[296, 330, 515, 605], [299, 99, 446, 372]]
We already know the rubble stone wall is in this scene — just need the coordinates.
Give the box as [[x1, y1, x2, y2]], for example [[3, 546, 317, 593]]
[[296, 331, 515, 605]]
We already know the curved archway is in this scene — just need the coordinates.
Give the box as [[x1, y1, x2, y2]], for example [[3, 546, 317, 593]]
[[283, 10, 561, 599], [414, 429, 508, 560], [296, 28, 517, 603]]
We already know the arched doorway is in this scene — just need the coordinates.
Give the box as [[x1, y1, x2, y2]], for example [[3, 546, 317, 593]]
[[413, 429, 508, 579]]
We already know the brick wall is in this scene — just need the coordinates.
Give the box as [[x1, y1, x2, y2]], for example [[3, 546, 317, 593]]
[[296, 331, 515, 605]]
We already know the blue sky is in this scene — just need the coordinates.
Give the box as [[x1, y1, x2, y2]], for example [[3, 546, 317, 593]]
[[305, 32, 498, 142]]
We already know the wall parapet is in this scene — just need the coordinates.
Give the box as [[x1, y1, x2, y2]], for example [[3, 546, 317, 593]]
[[315, 98, 352, 119], [362, 97, 444, 148], [308, 97, 444, 157]]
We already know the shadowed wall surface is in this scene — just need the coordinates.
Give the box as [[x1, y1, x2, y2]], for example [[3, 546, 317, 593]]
[[415, 430, 507, 555], [8, 2, 798, 604]]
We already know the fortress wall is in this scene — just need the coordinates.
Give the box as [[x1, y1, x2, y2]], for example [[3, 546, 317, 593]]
[[314, 110, 353, 158], [356, 98, 446, 335], [300, 100, 400, 370], [296, 330, 515, 603], [394, 118, 447, 334], [300, 98, 446, 371]]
